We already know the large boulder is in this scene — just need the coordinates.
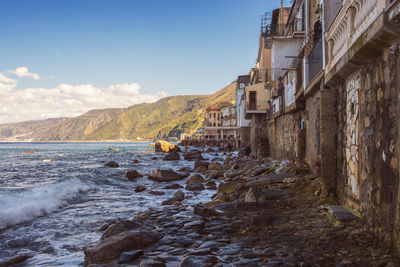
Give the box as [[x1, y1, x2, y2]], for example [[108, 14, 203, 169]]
[[216, 182, 237, 194], [126, 170, 143, 180], [163, 152, 180, 161], [148, 169, 187, 182], [84, 230, 161, 265], [208, 162, 223, 170], [185, 174, 206, 191], [155, 141, 181, 153], [184, 151, 203, 161], [244, 187, 284, 203]]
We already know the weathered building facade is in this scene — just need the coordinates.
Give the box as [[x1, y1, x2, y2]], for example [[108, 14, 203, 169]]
[[244, 0, 400, 254]]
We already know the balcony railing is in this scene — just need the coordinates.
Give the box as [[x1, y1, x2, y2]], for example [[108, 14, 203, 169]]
[[286, 18, 305, 36], [326, 0, 387, 73], [306, 37, 323, 86], [254, 68, 286, 84], [263, 24, 286, 37]]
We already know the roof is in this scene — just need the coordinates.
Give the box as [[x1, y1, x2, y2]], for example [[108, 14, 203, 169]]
[[206, 106, 221, 110]]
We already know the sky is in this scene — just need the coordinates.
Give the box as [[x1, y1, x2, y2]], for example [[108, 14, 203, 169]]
[[0, 0, 288, 124]]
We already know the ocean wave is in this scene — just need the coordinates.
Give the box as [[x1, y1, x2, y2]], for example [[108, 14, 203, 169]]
[[0, 179, 89, 229]]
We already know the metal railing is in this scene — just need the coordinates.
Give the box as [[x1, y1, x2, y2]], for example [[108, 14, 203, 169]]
[[263, 23, 286, 37], [254, 68, 286, 84], [306, 37, 323, 86]]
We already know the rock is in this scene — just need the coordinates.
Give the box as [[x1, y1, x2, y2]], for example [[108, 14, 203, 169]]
[[135, 186, 147, 193], [193, 205, 219, 217], [108, 147, 119, 151], [23, 150, 35, 153], [185, 183, 205, 191], [140, 260, 166, 267], [148, 169, 186, 182], [0, 253, 33, 266], [207, 170, 224, 179], [187, 174, 206, 184], [328, 205, 358, 221], [205, 180, 217, 190], [206, 147, 215, 153], [155, 140, 181, 153], [101, 220, 142, 240], [250, 213, 275, 226], [152, 157, 158, 160], [164, 184, 183, 189], [216, 182, 237, 194], [163, 152, 180, 161], [126, 170, 143, 180], [195, 166, 208, 173], [208, 162, 223, 170], [133, 159, 139, 164], [84, 230, 161, 265], [184, 151, 203, 161], [237, 142, 251, 158], [183, 220, 204, 229], [253, 166, 274, 176], [118, 250, 144, 264], [178, 167, 193, 172], [162, 190, 185, 205], [104, 161, 119, 168], [185, 174, 205, 191], [244, 187, 283, 203], [194, 159, 209, 170], [174, 237, 194, 247], [149, 190, 165, 195]]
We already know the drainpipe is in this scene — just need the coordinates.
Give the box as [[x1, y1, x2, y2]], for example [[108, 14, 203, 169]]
[[321, 0, 326, 69]]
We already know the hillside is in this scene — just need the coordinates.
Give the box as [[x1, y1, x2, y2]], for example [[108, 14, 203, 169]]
[[0, 82, 236, 141]]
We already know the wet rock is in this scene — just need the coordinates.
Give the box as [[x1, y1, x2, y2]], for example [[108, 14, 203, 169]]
[[133, 159, 139, 164], [164, 184, 183, 189], [208, 162, 223, 170], [0, 253, 33, 267], [162, 190, 185, 205], [104, 161, 119, 168], [206, 147, 215, 153], [185, 174, 206, 191], [207, 170, 225, 179], [217, 182, 237, 194], [186, 183, 205, 191], [178, 167, 193, 172], [152, 157, 158, 160], [126, 170, 143, 180], [155, 140, 181, 153], [135, 186, 147, 193], [178, 256, 202, 267], [148, 169, 186, 182], [174, 237, 194, 247], [149, 190, 165, 195], [118, 250, 144, 264], [194, 159, 209, 170], [163, 152, 180, 161], [184, 151, 203, 161], [250, 213, 275, 226], [84, 230, 161, 265], [140, 260, 166, 267], [101, 220, 142, 240], [195, 166, 208, 173], [184, 220, 204, 230], [205, 180, 217, 190], [193, 205, 219, 217], [253, 166, 274, 176], [244, 187, 283, 203]]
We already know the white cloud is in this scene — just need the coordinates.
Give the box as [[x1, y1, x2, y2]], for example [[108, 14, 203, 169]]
[[9, 67, 40, 80], [0, 78, 168, 124]]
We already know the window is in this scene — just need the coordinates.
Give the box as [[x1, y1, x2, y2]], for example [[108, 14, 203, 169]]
[[240, 83, 245, 89]]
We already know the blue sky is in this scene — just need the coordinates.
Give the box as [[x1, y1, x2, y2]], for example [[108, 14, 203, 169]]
[[0, 0, 287, 123]]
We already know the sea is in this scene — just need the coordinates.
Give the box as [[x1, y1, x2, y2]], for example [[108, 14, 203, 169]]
[[0, 142, 218, 266]]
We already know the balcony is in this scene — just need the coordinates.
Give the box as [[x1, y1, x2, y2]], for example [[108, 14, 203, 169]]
[[263, 24, 286, 38], [244, 83, 270, 119], [253, 68, 286, 85], [325, 0, 387, 74], [306, 37, 323, 87]]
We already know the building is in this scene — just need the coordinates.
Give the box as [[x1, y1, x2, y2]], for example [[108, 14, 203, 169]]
[[236, 75, 251, 144], [245, 0, 400, 254], [204, 106, 222, 140], [221, 104, 238, 140]]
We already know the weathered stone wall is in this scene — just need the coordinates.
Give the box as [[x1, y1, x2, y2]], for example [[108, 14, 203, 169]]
[[304, 91, 321, 170], [239, 127, 251, 145], [250, 114, 269, 158], [336, 44, 400, 251], [266, 112, 300, 162]]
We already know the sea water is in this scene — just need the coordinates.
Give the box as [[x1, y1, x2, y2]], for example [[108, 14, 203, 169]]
[[0, 142, 217, 266]]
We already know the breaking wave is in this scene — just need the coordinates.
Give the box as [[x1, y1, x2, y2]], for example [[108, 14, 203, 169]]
[[0, 179, 89, 229]]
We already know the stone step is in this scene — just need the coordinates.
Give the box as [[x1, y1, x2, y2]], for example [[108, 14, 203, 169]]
[[327, 205, 358, 222]]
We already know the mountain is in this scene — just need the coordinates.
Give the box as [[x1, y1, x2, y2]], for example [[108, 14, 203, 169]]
[[0, 82, 236, 141]]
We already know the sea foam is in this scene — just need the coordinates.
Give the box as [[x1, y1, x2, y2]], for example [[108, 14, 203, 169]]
[[0, 179, 89, 229]]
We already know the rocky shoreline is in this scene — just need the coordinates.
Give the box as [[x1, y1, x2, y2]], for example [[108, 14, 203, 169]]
[[79, 143, 398, 266]]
